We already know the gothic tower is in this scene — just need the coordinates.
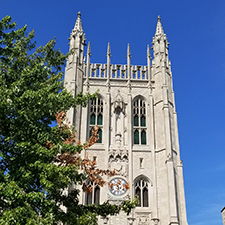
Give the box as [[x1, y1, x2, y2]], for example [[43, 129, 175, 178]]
[[64, 12, 188, 225]]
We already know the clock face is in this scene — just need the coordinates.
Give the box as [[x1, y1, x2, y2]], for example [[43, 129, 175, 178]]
[[108, 178, 128, 196]]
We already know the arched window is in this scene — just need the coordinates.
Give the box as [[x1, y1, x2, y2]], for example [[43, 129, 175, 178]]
[[89, 97, 103, 143], [94, 186, 100, 205], [134, 178, 149, 207], [85, 180, 100, 205], [133, 98, 146, 145]]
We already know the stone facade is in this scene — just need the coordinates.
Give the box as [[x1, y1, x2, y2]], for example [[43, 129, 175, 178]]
[[222, 207, 225, 225], [64, 12, 188, 225]]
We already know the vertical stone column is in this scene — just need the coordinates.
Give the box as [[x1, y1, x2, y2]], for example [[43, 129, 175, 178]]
[[147, 45, 151, 81], [105, 43, 111, 177], [126, 44, 132, 189], [161, 61, 179, 224], [105, 92, 111, 169], [127, 44, 131, 87], [85, 42, 91, 92], [147, 47, 159, 221], [82, 42, 91, 169], [106, 43, 111, 92], [173, 95, 188, 225], [127, 93, 133, 197], [126, 44, 134, 214]]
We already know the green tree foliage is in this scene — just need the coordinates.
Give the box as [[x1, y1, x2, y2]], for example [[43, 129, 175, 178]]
[[0, 16, 137, 225]]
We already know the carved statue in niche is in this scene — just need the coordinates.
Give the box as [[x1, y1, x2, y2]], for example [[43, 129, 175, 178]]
[[109, 90, 129, 177], [113, 90, 125, 139], [114, 90, 125, 114]]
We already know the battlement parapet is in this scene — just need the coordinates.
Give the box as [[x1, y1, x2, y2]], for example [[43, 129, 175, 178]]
[[84, 63, 150, 81]]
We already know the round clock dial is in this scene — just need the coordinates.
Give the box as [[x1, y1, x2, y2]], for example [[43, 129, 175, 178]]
[[108, 178, 128, 196]]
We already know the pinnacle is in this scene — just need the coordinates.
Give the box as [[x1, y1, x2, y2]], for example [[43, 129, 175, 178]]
[[155, 15, 164, 36], [147, 45, 151, 58], [87, 42, 91, 55], [127, 43, 131, 58], [74, 11, 83, 32], [107, 42, 111, 57]]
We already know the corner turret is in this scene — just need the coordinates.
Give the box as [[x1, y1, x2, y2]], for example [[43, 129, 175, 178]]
[[152, 16, 170, 67], [64, 12, 86, 139], [67, 11, 85, 66]]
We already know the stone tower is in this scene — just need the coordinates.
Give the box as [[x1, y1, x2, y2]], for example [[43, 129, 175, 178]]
[[64, 12, 188, 225]]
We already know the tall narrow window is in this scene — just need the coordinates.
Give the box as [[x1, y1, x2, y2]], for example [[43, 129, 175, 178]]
[[135, 187, 141, 207], [133, 98, 147, 145], [89, 97, 103, 143], [134, 178, 149, 207], [140, 158, 143, 168], [85, 180, 100, 205], [94, 186, 100, 205]]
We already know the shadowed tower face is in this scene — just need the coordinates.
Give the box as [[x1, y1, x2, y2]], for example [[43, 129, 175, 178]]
[[64, 12, 189, 225]]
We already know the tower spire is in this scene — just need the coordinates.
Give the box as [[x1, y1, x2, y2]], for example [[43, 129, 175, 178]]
[[67, 11, 85, 65], [74, 11, 83, 32], [152, 16, 169, 63], [155, 15, 164, 36]]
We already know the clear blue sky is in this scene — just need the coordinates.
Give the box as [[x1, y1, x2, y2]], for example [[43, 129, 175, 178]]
[[1, 1, 225, 224]]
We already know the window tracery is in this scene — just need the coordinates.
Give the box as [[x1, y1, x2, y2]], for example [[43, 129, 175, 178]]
[[85, 180, 100, 205], [89, 97, 103, 143], [134, 178, 149, 207], [133, 98, 146, 145]]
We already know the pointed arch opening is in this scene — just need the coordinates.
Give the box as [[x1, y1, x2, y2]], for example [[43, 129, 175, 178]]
[[133, 96, 147, 145], [134, 175, 150, 208], [89, 96, 103, 143], [85, 180, 100, 205]]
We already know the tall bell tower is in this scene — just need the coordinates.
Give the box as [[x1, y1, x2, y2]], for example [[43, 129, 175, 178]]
[[64, 12, 188, 225]]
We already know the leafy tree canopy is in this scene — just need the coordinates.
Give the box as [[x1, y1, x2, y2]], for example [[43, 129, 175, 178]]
[[0, 16, 137, 225]]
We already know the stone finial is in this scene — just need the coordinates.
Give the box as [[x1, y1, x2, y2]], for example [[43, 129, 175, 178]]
[[87, 42, 91, 55], [147, 45, 151, 58], [155, 15, 164, 36], [74, 11, 83, 32], [127, 43, 131, 58], [107, 42, 111, 57]]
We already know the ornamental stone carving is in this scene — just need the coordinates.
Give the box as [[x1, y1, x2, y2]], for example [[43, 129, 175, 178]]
[[108, 149, 128, 178], [127, 217, 135, 225], [152, 219, 159, 225], [137, 216, 149, 225]]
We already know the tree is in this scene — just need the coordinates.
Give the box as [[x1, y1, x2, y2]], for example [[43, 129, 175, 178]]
[[0, 16, 137, 225]]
